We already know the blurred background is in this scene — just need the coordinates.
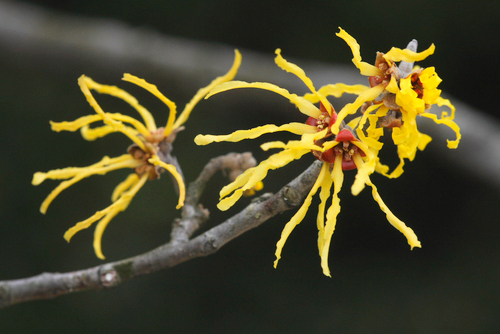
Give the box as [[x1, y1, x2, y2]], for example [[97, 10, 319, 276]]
[[1, 0, 499, 332]]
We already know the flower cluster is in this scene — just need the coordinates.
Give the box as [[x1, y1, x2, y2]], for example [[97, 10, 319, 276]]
[[195, 28, 460, 276], [33, 50, 241, 259]]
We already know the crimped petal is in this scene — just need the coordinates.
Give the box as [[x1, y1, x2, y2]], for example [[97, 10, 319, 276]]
[[365, 177, 421, 249], [374, 157, 390, 175], [384, 43, 435, 63], [419, 112, 461, 149], [111, 173, 139, 202], [194, 123, 316, 145], [274, 49, 316, 97], [383, 157, 405, 179], [206, 81, 321, 118], [336, 27, 383, 77], [316, 163, 333, 257], [83, 76, 156, 132], [63, 173, 148, 244], [122, 74, 178, 136], [274, 160, 325, 268], [274, 49, 332, 114], [355, 103, 384, 151], [148, 155, 186, 209], [173, 49, 242, 130], [331, 84, 385, 134], [218, 149, 309, 211], [436, 96, 456, 119], [320, 155, 343, 277], [420, 67, 442, 105], [37, 154, 142, 214], [351, 151, 375, 196], [396, 77, 425, 115], [242, 181, 264, 197], [304, 83, 370, 103]]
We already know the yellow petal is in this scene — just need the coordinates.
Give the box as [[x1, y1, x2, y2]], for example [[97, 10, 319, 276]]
[[320, 155, 344, 277], [374, 157, 390, 175], [148, 155, 186, 209], [304, 83, 370, 103], [274, 49, 332, 114], [396, 77, 425, 115], [79, 76, 122, 127], [274, 49, 332, 115], [274, 161, 325, 268], [382, 156, 405, 179], [63, 173, 148, 243], [218, 149, 309, 211], [79, 76, 148, 151], [93, 210, 120, 260], [316, 163, 333, 257], [355, 103, 384, 151], [419, 112, 460, 149], [365, 177, 421, 249], [83, 76, 156, 132], [351, 153, 376, 196], [385, 75, 399, 94], [347, 116, 361, 129], [50, 115, 102, 132], [51, 112, 150, 138], [206, 81, 321, 118], [336, 27, 383, 77], [436, 96, 456, 119], [173, 49, 242, 130], [38, 154, 142, 214], [274, 49, 316, 97], [384, 43, 435, 63], [194, 123, 316, 146], [111, 173, 139, 202], [260, 139, 322, 152], [122, 73, 177, 136], [80, 124, 114, 141], [331, 84, 385, 134], [420, 67, 442, 105], [32, 154, 135, 185]]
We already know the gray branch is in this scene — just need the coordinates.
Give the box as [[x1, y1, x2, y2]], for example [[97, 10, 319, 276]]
[[0, 156, 322, 309]]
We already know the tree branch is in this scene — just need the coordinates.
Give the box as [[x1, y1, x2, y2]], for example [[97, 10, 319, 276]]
[[0, 155, 322, 309]]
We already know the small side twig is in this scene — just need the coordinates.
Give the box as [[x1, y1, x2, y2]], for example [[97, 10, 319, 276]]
[[0, 156, 322, 309], [170, 152, 257, 244]]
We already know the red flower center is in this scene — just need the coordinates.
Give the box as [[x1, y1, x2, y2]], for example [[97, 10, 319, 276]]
[[306, 102, 365, 170]]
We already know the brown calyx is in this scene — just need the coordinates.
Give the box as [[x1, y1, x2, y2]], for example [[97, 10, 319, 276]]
[[128, 126, 182, 180]]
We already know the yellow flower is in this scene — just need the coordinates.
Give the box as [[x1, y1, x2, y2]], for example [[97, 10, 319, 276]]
[[195, 50, 419, 276], [332, 27, 460, 177], [33, 50, 241, 259]]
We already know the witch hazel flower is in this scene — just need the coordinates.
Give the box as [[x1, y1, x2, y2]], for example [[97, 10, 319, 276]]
[[330, 28, 460, 177], [195, 49, 419, 276], [33, 50, 241, 259]]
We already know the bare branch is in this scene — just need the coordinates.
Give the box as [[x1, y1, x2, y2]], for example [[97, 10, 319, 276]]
[[0, 158, 322, 309]]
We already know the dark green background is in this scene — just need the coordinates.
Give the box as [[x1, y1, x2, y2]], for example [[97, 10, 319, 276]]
[[1, 0, 499, 333]]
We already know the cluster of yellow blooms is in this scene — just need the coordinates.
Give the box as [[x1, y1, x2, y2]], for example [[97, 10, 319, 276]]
[[34, 28, 460, 275], [33, 51, 241, 259]]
